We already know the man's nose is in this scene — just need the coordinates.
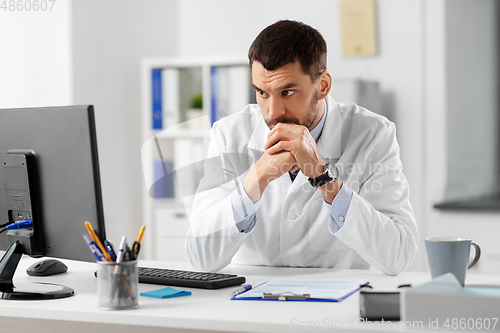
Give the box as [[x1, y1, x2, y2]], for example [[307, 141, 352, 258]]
[[268, 96, 285, 118]]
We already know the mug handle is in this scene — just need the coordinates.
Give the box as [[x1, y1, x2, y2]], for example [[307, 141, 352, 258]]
[[468, 242, 481, 269]]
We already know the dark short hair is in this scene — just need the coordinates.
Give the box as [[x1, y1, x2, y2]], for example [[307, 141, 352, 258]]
[[248, 20, 327, 82]]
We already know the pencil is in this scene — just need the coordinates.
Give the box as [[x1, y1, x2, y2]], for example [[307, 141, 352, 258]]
[[85, 221, 112, 262], [136, 225, 146, 243]]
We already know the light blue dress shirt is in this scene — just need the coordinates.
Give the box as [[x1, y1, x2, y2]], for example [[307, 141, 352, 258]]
[[231, 103, 353, 233]]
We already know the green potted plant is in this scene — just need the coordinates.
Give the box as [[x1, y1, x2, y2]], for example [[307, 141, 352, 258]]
[[190, 93, 203, 109], [186, 92, 204, 129]]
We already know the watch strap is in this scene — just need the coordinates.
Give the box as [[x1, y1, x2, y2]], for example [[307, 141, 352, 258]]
[[308, 162, 338, 188], [309, 173, 333, 187]]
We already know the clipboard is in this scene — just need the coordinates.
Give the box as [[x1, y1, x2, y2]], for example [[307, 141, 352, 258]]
[[231, 278, 369, 302]]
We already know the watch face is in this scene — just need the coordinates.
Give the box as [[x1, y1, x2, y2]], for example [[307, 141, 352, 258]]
[[326, 163, 339, 180]]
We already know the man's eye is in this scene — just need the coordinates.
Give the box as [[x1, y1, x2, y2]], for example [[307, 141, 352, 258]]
[[282, 90, 295, 96], [258, 91, 269, 98]]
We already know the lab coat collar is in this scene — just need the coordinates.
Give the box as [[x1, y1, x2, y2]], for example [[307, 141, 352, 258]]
[[317, 95, 342, 161], [247, 95, 342, 162], [247, 113, 269, 152]]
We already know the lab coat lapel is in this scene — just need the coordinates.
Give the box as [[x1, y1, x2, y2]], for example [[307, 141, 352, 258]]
[[247, 113, 269, 152], [317, 96, 342, 161]]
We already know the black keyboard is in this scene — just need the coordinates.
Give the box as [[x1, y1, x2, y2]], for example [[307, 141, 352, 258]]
[[138, 267, 246, 290]]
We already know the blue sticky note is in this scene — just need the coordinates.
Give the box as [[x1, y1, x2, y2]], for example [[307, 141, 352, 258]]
[[140, 287, 191, 299]]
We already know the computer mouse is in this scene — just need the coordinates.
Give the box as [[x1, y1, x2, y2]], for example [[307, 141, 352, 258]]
[[26, 259, 68, 276]]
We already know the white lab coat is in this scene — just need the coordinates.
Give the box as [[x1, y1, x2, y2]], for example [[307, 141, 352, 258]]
[[186, 96, 418, 275]]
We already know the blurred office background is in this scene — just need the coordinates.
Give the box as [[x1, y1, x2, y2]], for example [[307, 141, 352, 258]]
[[1, 0, 499, 274]]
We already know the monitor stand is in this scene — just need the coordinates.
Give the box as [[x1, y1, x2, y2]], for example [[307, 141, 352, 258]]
[[0, 241, 74, 300]]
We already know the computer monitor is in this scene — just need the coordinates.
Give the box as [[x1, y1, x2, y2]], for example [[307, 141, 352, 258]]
[[0, 105, 106, 299]]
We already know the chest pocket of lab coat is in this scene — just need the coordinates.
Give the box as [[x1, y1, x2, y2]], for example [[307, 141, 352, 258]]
[[307, 194, 351, 252]]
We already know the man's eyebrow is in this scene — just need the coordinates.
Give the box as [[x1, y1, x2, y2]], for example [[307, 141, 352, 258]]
[[251, 83, 264, 92], [277, 83, 298, 90], [251, 83, 298, 92]]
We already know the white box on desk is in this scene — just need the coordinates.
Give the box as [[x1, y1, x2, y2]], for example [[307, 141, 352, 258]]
[[400, 274, 500, 328]]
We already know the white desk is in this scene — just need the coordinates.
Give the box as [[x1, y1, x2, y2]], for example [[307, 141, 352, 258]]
[[1, 255, 499, 333]]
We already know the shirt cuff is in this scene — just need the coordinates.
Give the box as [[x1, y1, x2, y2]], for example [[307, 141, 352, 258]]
[[231, 181, 261, 233], [324, 183, 353, 233]]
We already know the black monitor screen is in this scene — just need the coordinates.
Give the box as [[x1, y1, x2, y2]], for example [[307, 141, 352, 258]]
[[0, 105, 105, 262]]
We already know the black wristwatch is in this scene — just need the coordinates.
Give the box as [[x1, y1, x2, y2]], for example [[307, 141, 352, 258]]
[[308, 162, 339, 188]]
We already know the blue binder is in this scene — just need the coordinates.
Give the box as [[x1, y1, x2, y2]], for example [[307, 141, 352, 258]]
[[210, 66, 218, 126], [152, 69, 162, 130]]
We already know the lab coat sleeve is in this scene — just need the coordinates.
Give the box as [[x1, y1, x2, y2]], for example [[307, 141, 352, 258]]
[[324, 183, 354, 233], [332, 122, 418, 275], [231, 181, 260, 233], [185, 123, 254, 272]]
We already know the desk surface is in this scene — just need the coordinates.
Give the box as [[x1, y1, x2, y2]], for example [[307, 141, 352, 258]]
[[1, 255, 499, 333]]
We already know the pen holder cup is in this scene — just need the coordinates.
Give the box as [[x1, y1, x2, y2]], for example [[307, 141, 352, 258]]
[[97, 260, 139, 310]]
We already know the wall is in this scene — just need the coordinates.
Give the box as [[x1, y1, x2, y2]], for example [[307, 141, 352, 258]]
[[424, 0, 500, 275], [71, 0, 179, 244], [0, 1, 72, 107], [445, 0, 498, 201]]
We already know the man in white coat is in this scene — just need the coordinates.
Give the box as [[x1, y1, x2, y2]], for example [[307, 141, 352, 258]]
[[186, 20, 417, 275]]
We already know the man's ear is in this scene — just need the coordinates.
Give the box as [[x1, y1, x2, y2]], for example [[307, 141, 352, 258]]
[[317, 70, 332, 99]]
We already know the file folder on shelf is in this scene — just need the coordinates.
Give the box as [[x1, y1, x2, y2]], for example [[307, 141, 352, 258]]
[[151, 69, 163, 130], [231, 278, 369, 302]]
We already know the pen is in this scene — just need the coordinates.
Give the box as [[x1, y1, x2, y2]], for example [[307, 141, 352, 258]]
[[232, 284, 252, 297], [85, 221, 112, 262], [82, 234, 105, 261], [104, 240, 117, 261], [115, 236, 127, 264], [113, 236, 134, 303]]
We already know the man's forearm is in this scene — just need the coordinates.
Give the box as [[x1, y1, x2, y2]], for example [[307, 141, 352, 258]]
[[242, 164, 271, 203], [243, 151, 295, 203]]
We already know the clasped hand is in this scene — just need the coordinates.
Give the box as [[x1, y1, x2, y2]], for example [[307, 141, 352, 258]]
[[243, 123, 326, 203], [264, 123, 325, 179]]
